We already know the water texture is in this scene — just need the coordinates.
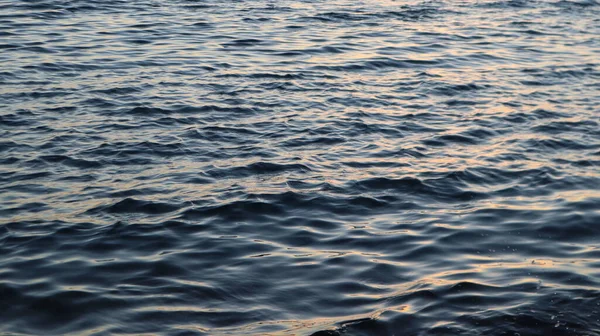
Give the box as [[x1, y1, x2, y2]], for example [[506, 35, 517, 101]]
[[1, 0, 600, 335]]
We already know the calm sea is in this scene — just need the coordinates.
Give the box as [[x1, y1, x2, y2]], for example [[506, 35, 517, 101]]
[[1, 0, 599, 335]]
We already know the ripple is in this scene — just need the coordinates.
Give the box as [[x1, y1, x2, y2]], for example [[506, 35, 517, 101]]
[[1, 0, 599, 335]]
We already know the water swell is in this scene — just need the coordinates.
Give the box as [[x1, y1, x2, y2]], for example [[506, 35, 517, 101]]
[[1, 0, 600, 335]]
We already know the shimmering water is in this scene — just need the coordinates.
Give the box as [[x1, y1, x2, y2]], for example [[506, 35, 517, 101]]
[[1, 0, 600, 335]]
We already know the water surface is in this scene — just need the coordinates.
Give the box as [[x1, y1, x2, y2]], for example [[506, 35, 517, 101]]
[[1, 0, 600, 335]]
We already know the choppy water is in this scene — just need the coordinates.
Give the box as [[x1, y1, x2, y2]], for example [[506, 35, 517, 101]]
[[1, 0, 600, 335]]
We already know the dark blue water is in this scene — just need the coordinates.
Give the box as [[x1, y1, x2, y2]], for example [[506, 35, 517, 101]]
[[1, 0, 600, 335]]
